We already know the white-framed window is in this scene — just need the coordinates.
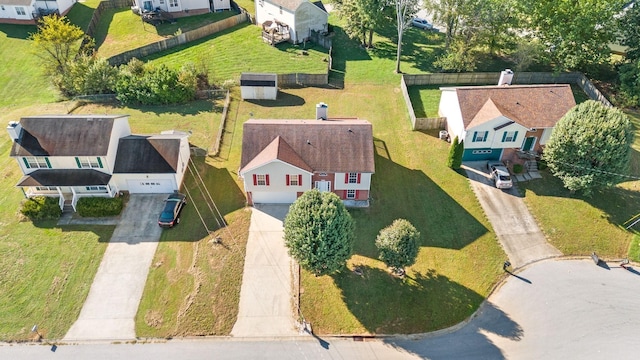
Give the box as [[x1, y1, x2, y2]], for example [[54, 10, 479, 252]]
[[346, 189, 356, 199], [473, 131, 488, 142], [76, 157, 103, 169], [288, 175, 299, 186], [35, 186, 57, 191], [85, 186, 107, 191], [15, 7, 26, 15], [347, 172, 359, 184], [502, 131, 518, 142], [23, 156, 50, 169], [159, 0, 165, 4], [169, 0, 178, 7], [254, 174, 269, 186]]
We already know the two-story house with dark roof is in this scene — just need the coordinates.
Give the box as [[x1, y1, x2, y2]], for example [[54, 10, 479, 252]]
[[7, 115, 190, 211]]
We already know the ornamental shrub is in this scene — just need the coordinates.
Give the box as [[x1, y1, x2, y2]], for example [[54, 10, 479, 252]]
[[76, 197, 124, 217], [20, 196, 62, 220]]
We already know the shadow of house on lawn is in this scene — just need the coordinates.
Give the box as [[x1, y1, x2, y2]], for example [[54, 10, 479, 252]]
[[332, 267, 487, 335], [349, 153, 488, 258], [161, 157, 245, 242], [383, 300, 523, 360]]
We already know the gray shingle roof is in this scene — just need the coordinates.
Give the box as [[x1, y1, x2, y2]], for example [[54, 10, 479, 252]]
[[10, 115, 127, 157], [241, 119, 375, 174], [113, 135, 181, 174]]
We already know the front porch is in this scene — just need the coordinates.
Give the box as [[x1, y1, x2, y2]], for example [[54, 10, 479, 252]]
[[24, 185, 117, 212]]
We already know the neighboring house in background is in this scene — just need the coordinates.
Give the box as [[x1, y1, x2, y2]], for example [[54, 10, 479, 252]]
[[131, 0, 229, 18], [439, 72, 576, 162], [255, 0, 328, 44], [7, 115, 190, 211], [0, 0, 76, 24], [239, 106, 374, 206]]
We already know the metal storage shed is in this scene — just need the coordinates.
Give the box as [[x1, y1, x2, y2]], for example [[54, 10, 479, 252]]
[[240, 73, 278, 100]]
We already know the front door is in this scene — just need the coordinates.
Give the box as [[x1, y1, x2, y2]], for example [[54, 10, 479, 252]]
[[315, 180, 331, 192], [522, 137, 536, 152]]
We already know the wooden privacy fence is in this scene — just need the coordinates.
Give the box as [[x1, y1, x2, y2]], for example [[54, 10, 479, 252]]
[[278, 73, 328, 87], [107, 13, 248, 66], [402, 71, 613, 130]]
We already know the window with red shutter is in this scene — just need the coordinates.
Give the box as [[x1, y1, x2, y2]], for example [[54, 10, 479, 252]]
[[298, 174, 302, 186], [253, 174, 257, 186], [344, 173, 349, 182], [265, 174, 270, 185], [357, 173, 361, 184], [286, 174, 290, 186]]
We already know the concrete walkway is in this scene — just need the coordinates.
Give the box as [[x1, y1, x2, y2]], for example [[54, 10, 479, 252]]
[[231, 205, 299, 337], [64, 194, 167, 341], [463, 162, 561, 268]]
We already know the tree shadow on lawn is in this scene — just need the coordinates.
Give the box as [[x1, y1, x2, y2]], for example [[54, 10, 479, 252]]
[[332, 266, 498, 336], [383, 300, 522, 359], [0, 24, 36, 39], [327, 24, 372, 89], [161, 158, 245, 241], [349, 153, 488, 258], [369, 28, 444, 73], [243, 91, 305, 107], [92, 7, 121, 51], [519, 166, 640, 234]]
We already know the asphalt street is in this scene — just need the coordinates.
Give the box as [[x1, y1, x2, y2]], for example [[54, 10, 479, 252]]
[[4, 259, 639, 359]]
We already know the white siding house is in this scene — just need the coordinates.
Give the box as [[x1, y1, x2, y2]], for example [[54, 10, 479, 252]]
[[255, 0, 328, 44], [439, 84, 576, 162], [0, 0, 75, 22], [132, 0, 213, 17], [7, 115, 190, 211], [240, 116, 374, 206]]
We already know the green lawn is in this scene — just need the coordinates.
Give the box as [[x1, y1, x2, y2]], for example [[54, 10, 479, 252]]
[[94, 8, 238, 59], [66, 0, 103, 31], [145, 23, 329, 83], [0, 24, 57, 110], [0, 136, 113, 340], [408, 85, 442, 118], [220, 85, 506, 334]]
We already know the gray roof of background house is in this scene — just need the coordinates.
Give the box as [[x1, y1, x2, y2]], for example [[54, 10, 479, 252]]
[[266, 0, 326, 12], [113, 135, 182, 174], [3, 0, 33, 6], [16, 169, 112, 186], [240, 119, 375, 174], [10, 115, 127, 157]]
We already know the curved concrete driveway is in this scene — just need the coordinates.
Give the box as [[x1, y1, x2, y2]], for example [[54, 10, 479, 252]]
[[463, 162, 561, 268], [64, 194, 167, 341], [388, 259, 640, 359]]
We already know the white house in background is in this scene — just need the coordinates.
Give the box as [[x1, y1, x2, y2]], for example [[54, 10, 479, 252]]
[[7, 115, 190, 211], [255, 0, 328, 44], [438, 71, 576, 162], [131, 0, 228, 18], [0, 0, 76, 23], [239, 105, 374, 206]]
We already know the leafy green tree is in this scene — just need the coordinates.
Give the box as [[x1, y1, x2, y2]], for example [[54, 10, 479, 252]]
[[375, 219, 420, 274], [115, 60, 197, 105], [447, 136, 463, 169], [393, 0, 419, 73], [522, 0, 625, 71], [616, 60, 640, 107], [543, 100, 634, 195], [424, 0, 478, 48], [617, 2, 640, 61], [284, 190, 355, 276], [333, 0, 390, 47], [53, 54, 118, 97], [29, 14, 90, 74], [434, 37, 478, 72]]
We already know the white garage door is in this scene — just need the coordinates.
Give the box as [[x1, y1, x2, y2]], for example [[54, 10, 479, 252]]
[[251, 191, 297, 204], [126, 179, 174, 194]]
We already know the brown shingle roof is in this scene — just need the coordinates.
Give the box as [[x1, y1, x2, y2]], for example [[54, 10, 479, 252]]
[[10, 115, 127, 157], [240, 119, 374, 174], [241, 136, 313, 173], [456, 85, 576, 129]]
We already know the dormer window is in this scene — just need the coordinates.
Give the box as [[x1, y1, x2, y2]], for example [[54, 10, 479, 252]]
[[75, 157, 103, 169]]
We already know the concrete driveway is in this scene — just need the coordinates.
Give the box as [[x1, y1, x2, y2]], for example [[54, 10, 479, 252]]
[[463, 162, 561, 268], [231, 204, 299, 337], [64, 194, 167, 341]]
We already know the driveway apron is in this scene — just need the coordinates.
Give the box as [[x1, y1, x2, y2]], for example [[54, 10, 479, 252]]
[[231, 204, 298, 337], [64, 194, 167, 341], [463, 162, 561, 268]]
